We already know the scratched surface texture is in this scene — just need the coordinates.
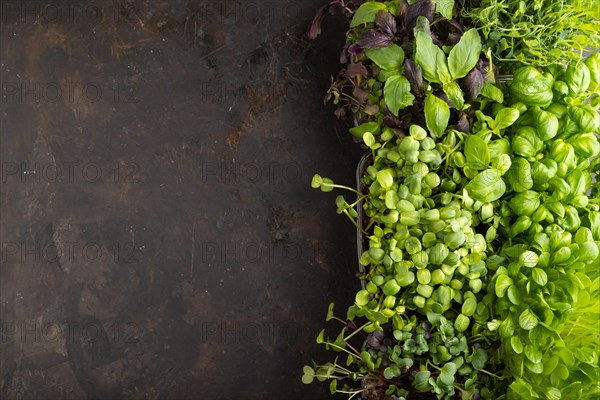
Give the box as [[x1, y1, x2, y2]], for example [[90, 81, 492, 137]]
[[0, 1, 362, 399]]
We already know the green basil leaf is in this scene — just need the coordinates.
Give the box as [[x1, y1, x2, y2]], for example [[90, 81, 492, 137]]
[[565, 62, 591, 97], [433, 0, 454, 19], [350, 2, 388, 27], [512, 127, 543, 158], [443, 81, 465, 109], [384, 75, 415, 116], [568, 105, 600, 133], [567, 133, 600, 158], [414, 30, 448, 83], [508, 66, 554, 107], [489, 138, 511, 160], [531, 107, 559, 141], [584, 52, 600, 92], [495, 107, 520, 130], [480, 83, 504, 103], [509, 191, 541, 216], [464, 169, 505, 202], [448, 28, 482, 80], [349, 121, 381, 138], [424, 94, 450, 138], [566, 170, 589, 198], [365, 43, 405, 71], [464, 134, 490, 169]]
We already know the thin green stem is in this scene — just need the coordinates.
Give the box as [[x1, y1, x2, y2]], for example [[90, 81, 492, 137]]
[[344, 321, 371, 342], [479, 368, 505, 380], [326, 183, 362, 195], [324, 341, 362, 360]]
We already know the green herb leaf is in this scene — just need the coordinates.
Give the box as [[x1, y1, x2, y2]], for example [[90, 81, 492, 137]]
[[439, 362, 457, 386], [510, 335, 523, 354], [355, 290, 370, 307], [524, 344, 542, 363], [499, 317, 515, 338], [413, 370, 431, 391], [480, 83, 504, 103], [424, 94, 450, 138], [302, 365, 315, 384], [448, 29, 482, 80], [509, 378, 539, 398], [519, 309, 539, 330], [465, 169, 505, 202], [531, 268, 548, 286], [471, 348, 488, 370], [365, 44, 405, 71], [495, 274, 513, 297], [384, 75, 415, 116], [433, 0, 454, 19], [350, 2, 388, 27], [414, 30, 448, 83], [377, 169, 394, 189], [383, 279, 401, 296], [443, 81, 465, 109], [326, 303, 335, 321], [507, 285, 522, 305], [464, 135, 490, 169], [349, 121, 381, 138], [495, 107, 520, 130], [506, 158, 533, 192], [565, 62, 591, 97]]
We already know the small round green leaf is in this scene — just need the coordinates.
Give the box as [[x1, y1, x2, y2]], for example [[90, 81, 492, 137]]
[[383, 279, 401, 296], [355, 290, 370, 307], [519, 309, 539, 330], [495, 274, 513, 297]]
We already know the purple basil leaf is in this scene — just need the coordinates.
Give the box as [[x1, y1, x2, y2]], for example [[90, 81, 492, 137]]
[[405, 0, 436, 31], [348, 43, 365, 56], [353, 87, 369, 103], [306, 4, 331, 39], [455, 113, 470, 133], [461, 68, 484, 100], [405, 59, 424, 96], [357, 30, 393, 49], [375, 10, 397, 36], [383, 115, 404, 129], [364, 103, 379, 115], [347, 63, 369, 79], [334, 106, 346, 119]]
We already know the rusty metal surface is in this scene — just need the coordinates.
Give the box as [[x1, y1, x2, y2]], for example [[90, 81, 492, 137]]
[[0, 1, 362, 398]]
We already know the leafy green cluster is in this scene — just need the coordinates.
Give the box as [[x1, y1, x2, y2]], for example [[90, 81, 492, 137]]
[[481, 62, 600, 399], [461, 0, 600, 71], [304, 1, 600, 399]]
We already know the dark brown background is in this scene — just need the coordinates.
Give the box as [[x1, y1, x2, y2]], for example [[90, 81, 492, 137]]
[[0, 1, 363, 398]]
